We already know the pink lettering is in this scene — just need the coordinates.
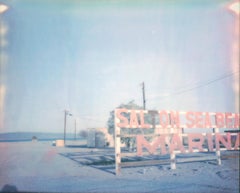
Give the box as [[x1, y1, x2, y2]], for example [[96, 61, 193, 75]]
[[215, 133, 231, 150], [188, 133, 204, 152], [169, 134, 185, 153], [137, 135, 167, 156]]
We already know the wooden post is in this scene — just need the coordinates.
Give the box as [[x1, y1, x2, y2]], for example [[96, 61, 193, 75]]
[[180, 127, 184, 144], [142, 82, 146, 110], [213, 128, 221, 165], [170, 152, 176, 169], [170, 127, 176, 169], [74, 119, 77, 140], [64, 110, 67, 146], [115, 109, 121, 175]]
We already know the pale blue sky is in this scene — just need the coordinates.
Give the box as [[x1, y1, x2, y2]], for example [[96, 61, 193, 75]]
[[0, 0, 238, 133]]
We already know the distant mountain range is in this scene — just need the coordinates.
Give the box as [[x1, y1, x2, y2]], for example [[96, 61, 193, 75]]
[[0, 132, 79, 142]]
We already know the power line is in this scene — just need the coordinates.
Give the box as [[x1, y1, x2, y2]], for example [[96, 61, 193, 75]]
[[178, 70, 238, 91], [155, 70, 239, 98]]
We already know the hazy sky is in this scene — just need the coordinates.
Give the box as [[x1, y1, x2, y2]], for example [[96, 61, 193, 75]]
[[0, 0, 239, 133]]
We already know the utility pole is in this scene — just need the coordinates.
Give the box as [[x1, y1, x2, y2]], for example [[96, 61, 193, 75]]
[[64, 110, 67, 145], [142, 82, 146, 110], [63, 110, 72, 146], [74, 119, 77, 140]]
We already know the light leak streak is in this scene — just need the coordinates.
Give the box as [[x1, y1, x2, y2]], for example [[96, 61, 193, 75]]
[[227, 0, 240, 112], [0, 3, 9, 130], [0, 4, 8, 14], [0, 85, 6, 129]]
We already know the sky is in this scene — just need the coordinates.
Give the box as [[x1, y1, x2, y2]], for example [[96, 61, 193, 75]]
[[0, 0, 239, 133]]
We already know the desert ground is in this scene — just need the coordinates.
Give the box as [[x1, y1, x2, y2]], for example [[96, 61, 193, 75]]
[[0, 141, 239, 193]]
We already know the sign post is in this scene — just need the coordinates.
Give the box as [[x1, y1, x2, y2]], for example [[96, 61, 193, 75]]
[[114, 109, 240, 175], [114, 109, 121, 175]]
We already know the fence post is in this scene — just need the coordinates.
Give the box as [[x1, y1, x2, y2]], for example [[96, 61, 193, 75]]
[[213, 128, 221, 165], [181, 127, 184, 144], [170, 127, 176, 169], [170, 152, 176, 169], [114, 109, 121, 175]]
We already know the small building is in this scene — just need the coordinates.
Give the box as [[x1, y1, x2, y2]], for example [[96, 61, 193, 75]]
[[87, 128, 96, 148], [32, 136, 38, 142], [87, 128, 114, 148]]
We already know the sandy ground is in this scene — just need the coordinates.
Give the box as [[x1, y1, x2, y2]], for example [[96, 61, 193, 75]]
[[0, 141, 239, 193]]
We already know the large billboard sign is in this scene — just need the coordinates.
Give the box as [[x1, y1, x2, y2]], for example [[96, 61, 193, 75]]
[[114, 109, 240, 175], [115, 109, 239, 129]]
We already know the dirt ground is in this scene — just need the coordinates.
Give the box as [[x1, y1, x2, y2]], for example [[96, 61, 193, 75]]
[[0, 141, 239, 193]]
